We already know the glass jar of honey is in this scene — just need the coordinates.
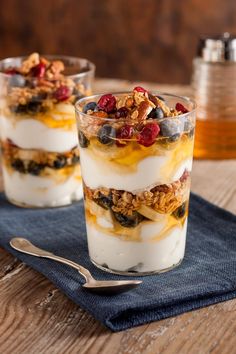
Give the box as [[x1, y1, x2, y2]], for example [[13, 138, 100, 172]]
[[192, 33, 236, 159]]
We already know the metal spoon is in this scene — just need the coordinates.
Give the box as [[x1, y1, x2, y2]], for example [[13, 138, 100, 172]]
[[10, 237, 142, 295]]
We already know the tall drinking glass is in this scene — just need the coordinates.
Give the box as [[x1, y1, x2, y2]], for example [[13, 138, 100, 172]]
[[0, 54, 95, 207], [76, 90, 196, 275]]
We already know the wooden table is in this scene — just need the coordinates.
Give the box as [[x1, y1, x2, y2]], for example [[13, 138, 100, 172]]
[[0, 80, 236, 354]]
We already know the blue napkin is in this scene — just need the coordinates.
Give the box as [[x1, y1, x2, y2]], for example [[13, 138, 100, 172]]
[[0, 192, 236, 332]]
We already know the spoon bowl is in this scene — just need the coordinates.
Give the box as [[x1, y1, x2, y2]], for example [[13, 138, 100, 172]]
[[82, 280, 142, 295], [10, 237, 142, 295]]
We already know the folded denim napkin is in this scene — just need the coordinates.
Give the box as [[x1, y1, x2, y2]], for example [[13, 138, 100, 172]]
[[0, 192, 236, 332]]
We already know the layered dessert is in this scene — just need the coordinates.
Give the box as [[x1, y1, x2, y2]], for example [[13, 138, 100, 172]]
[[0, 53, 95, 207], [76, 87, 196, 274]]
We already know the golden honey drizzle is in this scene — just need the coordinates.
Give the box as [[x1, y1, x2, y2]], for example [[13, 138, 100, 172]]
[[4, 106, 76, 131], [86, 135, 194, 177]]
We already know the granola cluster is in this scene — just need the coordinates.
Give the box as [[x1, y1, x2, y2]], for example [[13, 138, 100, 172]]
[[3, 53, 88, 115], [84, 171, 190, 221]]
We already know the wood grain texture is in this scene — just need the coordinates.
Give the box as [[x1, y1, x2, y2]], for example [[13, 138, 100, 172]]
[[0, 0, 236, 83], [0, 81, 236, 354]]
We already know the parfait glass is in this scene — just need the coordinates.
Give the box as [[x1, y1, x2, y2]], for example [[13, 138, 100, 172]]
[[0, 54, 95, 207], [75, 92, 196, 275]]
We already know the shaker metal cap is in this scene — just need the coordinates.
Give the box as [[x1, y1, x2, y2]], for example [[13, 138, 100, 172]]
[[197, 33, 236, 62]]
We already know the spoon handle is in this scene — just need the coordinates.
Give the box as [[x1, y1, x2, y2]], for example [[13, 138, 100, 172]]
[[10, 237, 93, 283]]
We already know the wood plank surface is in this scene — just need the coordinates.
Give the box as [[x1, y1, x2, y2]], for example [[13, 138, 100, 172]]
[[0, 80, 236, 354]]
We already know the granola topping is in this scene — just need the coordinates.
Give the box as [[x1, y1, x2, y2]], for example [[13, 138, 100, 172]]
[[3, 53, 90, 116], [77, 87, 194, 148]]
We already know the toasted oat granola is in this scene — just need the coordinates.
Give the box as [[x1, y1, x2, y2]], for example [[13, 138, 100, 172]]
[[84, 171, 190, 217], [3, 53, 88, 114]]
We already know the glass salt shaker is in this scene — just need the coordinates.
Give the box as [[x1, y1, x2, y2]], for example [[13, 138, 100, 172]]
[[192, 33, 236, 159]]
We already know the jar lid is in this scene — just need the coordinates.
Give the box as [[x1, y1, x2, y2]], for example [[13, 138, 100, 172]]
[[197, 33, 236, 62]]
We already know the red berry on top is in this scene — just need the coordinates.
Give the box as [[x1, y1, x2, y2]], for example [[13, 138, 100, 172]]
[[54, 85, 70, 101], [30, 62, 46, 78], [4, 68, 19, 75], [115, 106, 129, 119], [133, 86, 147, 93], [97, 94, 116, 113], [175, 102, 189, 114], [116, 125, 133, 147], [137, 122, 160, 147]]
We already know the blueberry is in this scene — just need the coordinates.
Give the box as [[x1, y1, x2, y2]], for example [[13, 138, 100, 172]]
[[14, 95, 46, 115], [27, 101, 42, 113], [13, 104, 28, 114], [113, 211, 143, 228], [172, 202, 187, 219], [9, 74, 25, 88], [148, 107, 165, 120], [83, 101, 97, 113], [53, 156, 67, 169], [78, 130, 90, 148], [11, 159, 25, 173], [28, 161, 44, 175], [97, 124, 116, 145], [27, 95, 45, 113], [97, 193, 113, 209], [160, 118, 183, 138]]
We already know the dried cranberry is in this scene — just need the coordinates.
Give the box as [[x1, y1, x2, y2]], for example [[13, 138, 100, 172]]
[[30, 62, 46, 78], [54, 85, 70, 101], [4, 68, 19, 75], [133, 86, 147, 93], [175, 102, 189, 114], [137, 122, 160, 147], [116, 125, 133, 147], [97, 94, 116, 113], [115, 107, 129, 119]]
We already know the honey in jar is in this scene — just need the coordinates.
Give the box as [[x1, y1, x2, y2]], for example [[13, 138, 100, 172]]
[[192, 33, 236, 159]]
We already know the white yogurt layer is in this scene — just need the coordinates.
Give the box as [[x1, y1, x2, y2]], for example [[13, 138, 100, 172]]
[[2, 167, 83, 207], [80, 147, 192, 192], [86, 219, 187, 273], [0, 115, 78, 152]]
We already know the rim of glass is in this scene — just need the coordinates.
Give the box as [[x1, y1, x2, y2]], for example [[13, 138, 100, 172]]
[[0, 55, 95, 79], [75, 91, 196, 121]]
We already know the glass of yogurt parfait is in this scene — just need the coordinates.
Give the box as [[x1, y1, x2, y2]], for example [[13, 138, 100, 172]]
[[75, 87, 196, 275], [0, 53, 95, 207]]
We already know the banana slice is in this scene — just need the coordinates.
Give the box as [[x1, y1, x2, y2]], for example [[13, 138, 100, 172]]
[[86, 199, 114, 223], [138, 205, 165, 222]]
